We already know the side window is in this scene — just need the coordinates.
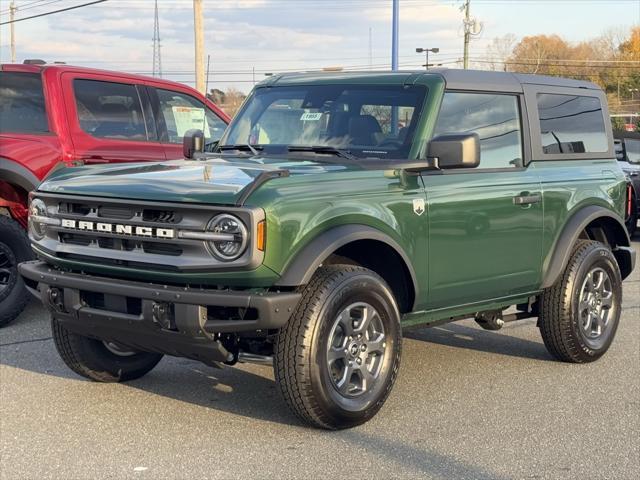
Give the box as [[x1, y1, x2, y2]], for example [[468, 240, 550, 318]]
[[433, 92, 523, 168], [74, 79, 148, 141], [0, 72, 48, 133], [537, 94, 608, 154], [625, 138, 640, 163], [156, 89, 227, 144]]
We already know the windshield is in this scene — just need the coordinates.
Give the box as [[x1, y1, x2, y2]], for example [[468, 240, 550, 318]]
[[220, 84, 427, 158]]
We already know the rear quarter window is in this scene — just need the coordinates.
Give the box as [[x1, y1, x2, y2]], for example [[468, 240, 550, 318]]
[[537, 93, 608, 154], [0, 72, 49, 134]]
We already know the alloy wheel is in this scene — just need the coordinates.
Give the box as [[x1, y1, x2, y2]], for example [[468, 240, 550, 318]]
[[326, 302, 387, 397]]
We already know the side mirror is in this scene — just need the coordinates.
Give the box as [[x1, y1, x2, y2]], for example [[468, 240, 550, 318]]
[[427, 133, 480, 169], [183, 129, 205, 159]]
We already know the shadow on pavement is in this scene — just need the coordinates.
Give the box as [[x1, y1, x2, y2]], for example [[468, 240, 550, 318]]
[[405, 320, 554, 362]]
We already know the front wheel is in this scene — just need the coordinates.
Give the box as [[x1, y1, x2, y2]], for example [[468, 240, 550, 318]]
[[539, 240, 622, 363], [274, 265, 402, 430], [52, 317, 163, 382]]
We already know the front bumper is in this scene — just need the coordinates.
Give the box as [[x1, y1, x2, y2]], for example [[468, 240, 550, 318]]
[[19, 261, 301, 364]]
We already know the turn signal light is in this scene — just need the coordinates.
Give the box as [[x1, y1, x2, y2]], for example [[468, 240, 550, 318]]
[[257, 220, 266, 251]]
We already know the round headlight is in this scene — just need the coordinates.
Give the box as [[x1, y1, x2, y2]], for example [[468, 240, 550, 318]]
[[207, 214, 248, 261], [28, 198, 47, 239]]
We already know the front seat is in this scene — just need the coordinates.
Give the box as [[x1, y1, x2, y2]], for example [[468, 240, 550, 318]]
[[348, 114, 383, 146], [94, 103, 141, 138]]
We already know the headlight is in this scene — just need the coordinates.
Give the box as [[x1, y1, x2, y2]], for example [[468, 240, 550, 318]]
[[206, 214, 248, 261], [28, 198, 48, 240]]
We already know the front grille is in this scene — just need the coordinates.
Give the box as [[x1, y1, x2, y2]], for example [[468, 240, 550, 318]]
[[32, 194, 262, 272]]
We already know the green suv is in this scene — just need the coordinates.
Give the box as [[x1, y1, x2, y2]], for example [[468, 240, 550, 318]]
[[20, 70, 636, 429]]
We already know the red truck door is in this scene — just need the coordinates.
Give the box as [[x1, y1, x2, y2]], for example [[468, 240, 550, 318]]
[[61, 72, 166, 164]]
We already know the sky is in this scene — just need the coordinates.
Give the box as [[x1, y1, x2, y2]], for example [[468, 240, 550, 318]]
[[0, 0, 638, 93]]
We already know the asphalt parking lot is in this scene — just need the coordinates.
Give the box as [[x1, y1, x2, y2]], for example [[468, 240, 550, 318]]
[[1, 237, 638, 480]]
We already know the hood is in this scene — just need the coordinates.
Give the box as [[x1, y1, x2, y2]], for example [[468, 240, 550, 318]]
[[38, 156, 352, 205]]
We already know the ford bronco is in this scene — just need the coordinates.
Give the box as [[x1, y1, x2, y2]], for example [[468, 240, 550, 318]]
[[20, 70, 636, 429]]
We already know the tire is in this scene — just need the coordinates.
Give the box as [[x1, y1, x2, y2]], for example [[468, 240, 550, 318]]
[[51, 317, 163, 382], [539, 240, 622, 363], [274, 265, 402, 429], [0, 215, 33, 327]]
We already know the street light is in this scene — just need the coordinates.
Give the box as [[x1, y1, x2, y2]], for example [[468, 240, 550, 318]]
[[416, 47, 439, 70], [629, 88, 639, 100]]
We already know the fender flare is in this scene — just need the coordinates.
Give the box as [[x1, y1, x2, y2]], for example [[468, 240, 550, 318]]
[[0, 159, 40, 192], [275, 224, 419, 294], [541, 206, 633, 288]]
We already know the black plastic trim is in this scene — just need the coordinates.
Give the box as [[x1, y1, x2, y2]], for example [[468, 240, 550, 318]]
[[275, 224, 419, 308], [19, 260, 301, 334], [0, 159, 40, 191], [541, 206, 634, 288]]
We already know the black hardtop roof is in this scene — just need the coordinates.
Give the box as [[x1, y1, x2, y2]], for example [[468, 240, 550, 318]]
[[429, 68, 601, 92], [265, 68, 601, 93]]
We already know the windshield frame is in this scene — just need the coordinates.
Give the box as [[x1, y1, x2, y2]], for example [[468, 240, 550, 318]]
[[219, 83, 429, 160]]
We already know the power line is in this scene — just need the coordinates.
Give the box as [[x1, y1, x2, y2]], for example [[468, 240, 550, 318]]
[[0, 0, 108, 25]]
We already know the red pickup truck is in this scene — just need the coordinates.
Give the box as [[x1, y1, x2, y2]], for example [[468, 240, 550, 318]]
[[0, 62, 230, 326]]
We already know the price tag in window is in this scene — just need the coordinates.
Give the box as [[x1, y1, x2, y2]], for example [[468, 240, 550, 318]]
[[300, 112, 323, 121], [172, 106, 210, 137]]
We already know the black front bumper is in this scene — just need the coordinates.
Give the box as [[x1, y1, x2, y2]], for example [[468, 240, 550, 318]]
[[19, 261, 301, 364]]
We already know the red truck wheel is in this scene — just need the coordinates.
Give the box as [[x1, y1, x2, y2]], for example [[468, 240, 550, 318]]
[[0, 215, 32, 327]]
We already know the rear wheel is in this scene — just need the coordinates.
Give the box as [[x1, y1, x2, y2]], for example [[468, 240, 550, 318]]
[[539, 240, 622, 363], [52, 317, 163, 382], [274, 265, 402, 429], [0, 215, 32, 327]]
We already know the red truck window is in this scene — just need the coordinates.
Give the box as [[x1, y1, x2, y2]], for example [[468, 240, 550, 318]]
[[156, 88, 227, 144], [0, 72, 49, 134], [74, 79, 148, 142]]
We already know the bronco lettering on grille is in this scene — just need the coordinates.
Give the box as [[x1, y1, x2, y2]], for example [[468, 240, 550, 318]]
[[60, 219, 175, 239]]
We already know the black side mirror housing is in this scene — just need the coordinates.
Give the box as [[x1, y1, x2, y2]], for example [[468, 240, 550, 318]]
[[427, 133, 480, 169], [183, 129, 205, 159]]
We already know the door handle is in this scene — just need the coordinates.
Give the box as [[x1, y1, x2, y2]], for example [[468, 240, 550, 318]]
[[630, 172, 639, 177], [513, 194, 541, 206], [82, 155, 109, 165]]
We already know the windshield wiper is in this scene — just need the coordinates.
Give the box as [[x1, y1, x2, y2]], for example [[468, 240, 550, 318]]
[[287, 145, 356, 160], [219, 144, 262, 156]]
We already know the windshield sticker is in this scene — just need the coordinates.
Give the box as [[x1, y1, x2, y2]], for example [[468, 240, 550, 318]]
[[300, 112, 323, 121]]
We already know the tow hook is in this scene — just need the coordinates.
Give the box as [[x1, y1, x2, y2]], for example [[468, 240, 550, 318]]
[[47, 287, 65, 313]]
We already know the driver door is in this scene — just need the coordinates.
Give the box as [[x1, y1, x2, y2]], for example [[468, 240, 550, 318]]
[[423, 91, 543, 309]]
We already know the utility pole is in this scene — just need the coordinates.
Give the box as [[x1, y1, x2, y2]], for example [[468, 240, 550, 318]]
[[368, 27, 373, 69], [391, 0, 399, 134], [10, 1, 17, 63], [152, 0, 162, 77], [463, 0, 470, 69], [193, 0, 205, 94], [461, 0, 482, 69], [391, 0, 399, 71]]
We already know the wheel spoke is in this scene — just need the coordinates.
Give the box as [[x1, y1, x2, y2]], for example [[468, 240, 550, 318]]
[[593, 270, 605, 291], [358, 366, 376, 391], [600, 291, 613, 309], [0, 267, 12, 285], [366, 333, 386, 355], [337, 363, 355, 394], [584, 271, 594, 292], [355, 305, 376, 333], [337, 312, 354, 337], [327, 346, 346, 364]]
